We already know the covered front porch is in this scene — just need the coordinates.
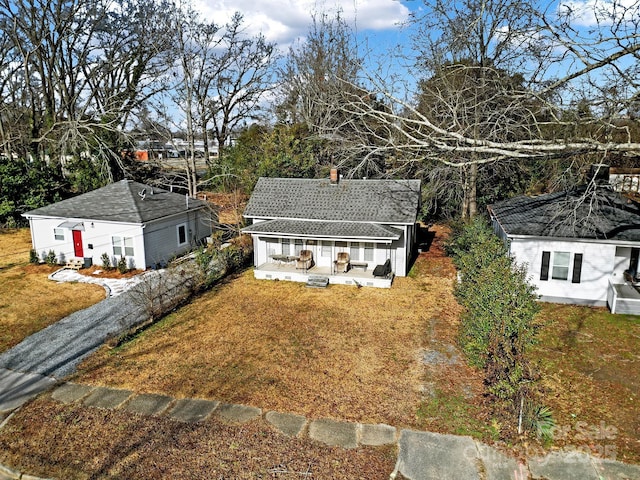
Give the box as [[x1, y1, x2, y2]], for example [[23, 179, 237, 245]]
[[254, 260, 394, 288], [607, 279, 640, 314]]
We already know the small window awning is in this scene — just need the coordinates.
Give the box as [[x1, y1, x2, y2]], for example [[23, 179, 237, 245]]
[[57, 221, 85, 231]]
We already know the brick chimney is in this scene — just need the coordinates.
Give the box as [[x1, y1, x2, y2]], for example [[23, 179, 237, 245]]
[[330, 168, 339, 184]]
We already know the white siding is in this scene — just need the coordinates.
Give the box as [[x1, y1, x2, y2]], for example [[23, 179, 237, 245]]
[[510, 238, 617, 305], [143, 210, 212, 268], [27, 209, 211, 270], [249, 223, 414, 277], [28, 217, 145, 269]]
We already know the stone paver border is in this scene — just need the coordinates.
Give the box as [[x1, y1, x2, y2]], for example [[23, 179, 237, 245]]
[[3, 382, 640, 480]]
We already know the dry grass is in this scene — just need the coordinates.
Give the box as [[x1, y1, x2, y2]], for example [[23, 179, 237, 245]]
[[532, 304, 640, 463], [0, 397, 396, 479], [2, 224, 640, 478], [200, 190, 248, 225], [75, 225, 470, 429], [0, 229, 106, 353]]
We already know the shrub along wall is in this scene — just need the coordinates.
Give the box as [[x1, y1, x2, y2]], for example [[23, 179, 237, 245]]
[[446, 218, 552, 440]]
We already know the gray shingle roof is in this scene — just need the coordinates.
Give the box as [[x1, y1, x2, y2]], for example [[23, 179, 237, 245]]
[[242, 219, 402, 240], [489, 187, 640, 241], [243, 177, 421, 224], [23, 179, 208, 223]]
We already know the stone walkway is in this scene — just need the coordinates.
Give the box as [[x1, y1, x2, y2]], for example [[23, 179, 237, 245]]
[[49, 268, 146, 297], [2, 382, 638, 480]]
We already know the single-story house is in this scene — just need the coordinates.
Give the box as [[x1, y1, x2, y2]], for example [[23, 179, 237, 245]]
[[488, 185, 640, 314], [241, 171, 421, 288], [23, 179, 213, 270]]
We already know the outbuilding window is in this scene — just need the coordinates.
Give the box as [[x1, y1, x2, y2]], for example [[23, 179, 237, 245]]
[[54, 228, 65, 241], [551, 251, 571, 280], [177, 224, 187, 246]]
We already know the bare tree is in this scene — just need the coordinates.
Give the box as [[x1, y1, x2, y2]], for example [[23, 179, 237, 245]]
[[305, 0, 640, 218], [170, 5, 223, 197], [277, 11, 408, 178], [0, 0, 175, 179], [164, 9, 276, 197], [208, 13, 277, 164]]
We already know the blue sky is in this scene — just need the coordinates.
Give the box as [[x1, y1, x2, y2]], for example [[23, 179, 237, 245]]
[[185, 0, 638, 112], [192, 0, 413, 50], [190, 0, 633, 83]]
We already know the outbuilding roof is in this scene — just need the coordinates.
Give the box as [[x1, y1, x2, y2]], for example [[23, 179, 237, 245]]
[[489, 187, 640, 241], [243, 177, 421, 224], [23, 179, 209, 224]]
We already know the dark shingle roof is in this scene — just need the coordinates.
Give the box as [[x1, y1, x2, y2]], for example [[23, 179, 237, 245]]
[[24, 179, 208, 223], [243, 177, 421, 224], [489, 187, 640, 241], [242, 219, 402, 240]]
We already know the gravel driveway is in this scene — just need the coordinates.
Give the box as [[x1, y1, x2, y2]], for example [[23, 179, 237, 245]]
[[0, 264, 199, 379]]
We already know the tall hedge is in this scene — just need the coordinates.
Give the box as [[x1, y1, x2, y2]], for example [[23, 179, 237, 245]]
[[447, 218, 547, 438]]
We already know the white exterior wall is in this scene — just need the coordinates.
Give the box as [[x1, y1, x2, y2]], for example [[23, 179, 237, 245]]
[[28, 210, 212, 270], [248, 222, 413, 277], [509, 238, 617, 305], [143, 210, 212, 268], [28, 217, 145, 269]]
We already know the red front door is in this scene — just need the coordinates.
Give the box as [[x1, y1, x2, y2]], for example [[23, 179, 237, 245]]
[[72, 230, 84, 258]]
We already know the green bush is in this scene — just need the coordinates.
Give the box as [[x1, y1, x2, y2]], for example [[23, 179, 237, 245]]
[[101, 252, 112, 270], [45, 250, 58, 266], [117, 256, 128, 274], [29, 249, 39, 264], [448, 217, 549, 439]]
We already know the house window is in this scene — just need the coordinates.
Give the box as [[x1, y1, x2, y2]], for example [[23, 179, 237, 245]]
[[266, 238, 279, 256], [282, 238, 290, 256], [54, 228, 64, 241], [294, 239, 303, 256], [350, 242, 360, 261], [364, 242, 374, 261], [551, 251, 570, 280], [177, 224, 187, 246], [112, 236, 134, 257], [335, 241, 347, 251], [321, 241, 332, 257]]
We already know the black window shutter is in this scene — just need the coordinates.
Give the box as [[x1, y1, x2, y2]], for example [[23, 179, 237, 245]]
[[540, 251, 550, 281], [572, 253, 583, 283]]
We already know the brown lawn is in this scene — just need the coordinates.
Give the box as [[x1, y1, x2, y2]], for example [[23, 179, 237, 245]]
[[0, 397, 397, 480], [532, 304, 640, 464], [2, 224, 639, 479], [75, 225, 482, 430], [0, 229, 106, 353]]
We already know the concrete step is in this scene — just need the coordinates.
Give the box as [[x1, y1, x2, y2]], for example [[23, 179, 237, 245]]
[[306, 276, 329, 288]]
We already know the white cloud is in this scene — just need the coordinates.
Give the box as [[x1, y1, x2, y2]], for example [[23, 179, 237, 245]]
[[557, 0, 639, 27], [192, 0, 411, 47]]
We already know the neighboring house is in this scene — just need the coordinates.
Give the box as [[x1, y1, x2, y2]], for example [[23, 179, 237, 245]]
[[488, 185, 640, 314], [23, 179, 213, 270], [242, 171, 421, 288]]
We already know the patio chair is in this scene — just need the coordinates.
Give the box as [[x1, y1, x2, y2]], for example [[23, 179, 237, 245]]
[[296, 250, 314, 270], [334, 252, 350, 273], [373, 259, 391, 278], [624, 268, 640, 286]]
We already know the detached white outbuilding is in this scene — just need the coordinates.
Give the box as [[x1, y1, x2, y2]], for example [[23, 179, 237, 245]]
[[23, 179, 213, 270], [489, 186, 640, 314]]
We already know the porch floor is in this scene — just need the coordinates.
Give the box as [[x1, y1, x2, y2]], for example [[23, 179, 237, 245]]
[[254, 262, 393, 288]]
